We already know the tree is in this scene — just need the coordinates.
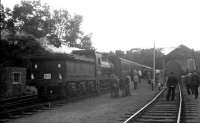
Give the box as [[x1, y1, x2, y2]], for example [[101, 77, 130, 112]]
[[0, 3, 16, 40], [126, 48, 164, 69], [1, 0, 94, 68], [115, 50, 125, 58], [11, 0, 93, 49], [0, 3, 47, 67], [50, 9, 82, 47], [51, 9, 93, 49], [13, 0, 51, 38], [80, 34, 94, 49], [46, 34, 61, 48]]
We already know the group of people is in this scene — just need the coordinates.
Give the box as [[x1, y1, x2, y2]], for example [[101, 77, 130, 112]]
[[166, 71, 200, 101], [183, 71, 200, 99], [110, 71, 141, 98], [110, 68, 200, 101]]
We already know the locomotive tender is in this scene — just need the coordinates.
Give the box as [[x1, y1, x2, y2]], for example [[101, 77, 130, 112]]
[[30, 50, 152, 99], [30, 50, 114, 99], [30, 53, 95, 99]]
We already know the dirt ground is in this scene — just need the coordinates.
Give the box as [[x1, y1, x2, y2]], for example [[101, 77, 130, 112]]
[[8, 80, 159, 123]]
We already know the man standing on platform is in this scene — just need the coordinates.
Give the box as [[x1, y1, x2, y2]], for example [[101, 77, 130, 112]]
[[138, 70, 142, 83], [110, 74, 119, 98], [166, 72, 178, 101], [147, 71, 152, 85], [191, 71, 200, 99], [133, 71, 139, 90], [184, 73, 192, 95], [119, 76, 125, 97], [124, 75, 131, 96]]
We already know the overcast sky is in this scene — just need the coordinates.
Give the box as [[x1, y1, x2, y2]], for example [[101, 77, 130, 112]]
[[2, 0, 200, 53]]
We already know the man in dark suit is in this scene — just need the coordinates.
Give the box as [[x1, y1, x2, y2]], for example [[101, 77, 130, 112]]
[[166, 72, 178, 101], [191, 71, 200, 99]]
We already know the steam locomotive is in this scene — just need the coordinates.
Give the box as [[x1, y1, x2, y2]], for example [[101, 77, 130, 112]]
[[29, 50, 152, 99]]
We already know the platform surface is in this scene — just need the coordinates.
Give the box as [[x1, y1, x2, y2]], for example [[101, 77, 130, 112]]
[[8, 80, 159, 123]]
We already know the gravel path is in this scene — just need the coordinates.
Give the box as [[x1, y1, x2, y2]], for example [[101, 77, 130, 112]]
[[8, 81, 159, 123]]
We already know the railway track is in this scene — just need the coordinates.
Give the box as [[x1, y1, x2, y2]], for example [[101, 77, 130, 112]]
[[122, 83, 182, 123], [181, 85, 200, 123], [0, 93, 102, 122], [0, 95, 39, 109], [0, 95, 52, 122]]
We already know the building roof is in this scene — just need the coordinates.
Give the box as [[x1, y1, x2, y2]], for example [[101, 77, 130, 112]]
[[166, 44, 193, 61]]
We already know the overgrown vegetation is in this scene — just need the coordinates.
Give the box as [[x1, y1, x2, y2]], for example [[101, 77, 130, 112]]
[[0, 0, 94, 67]]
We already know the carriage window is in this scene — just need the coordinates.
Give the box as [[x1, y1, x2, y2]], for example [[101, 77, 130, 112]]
[[12, 72, 21, 84], [34, 64, 38, 69]]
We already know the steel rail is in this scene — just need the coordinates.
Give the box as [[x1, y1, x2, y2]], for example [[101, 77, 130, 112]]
[[0, 95, 38, 103], [176, 82, 182, 123], [123, 88, 166, 123]]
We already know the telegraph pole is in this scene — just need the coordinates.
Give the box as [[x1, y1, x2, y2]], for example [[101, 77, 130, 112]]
[[152, 41, 156, 90], [192, 49, 198, 71]]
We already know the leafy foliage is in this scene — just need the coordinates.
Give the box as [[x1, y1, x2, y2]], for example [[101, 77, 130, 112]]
[[126, 48, 164, 69], [80, 34, 94, 50], [0, 1, 94, 67], [11, 1, 93, 48], [0, 4, 15, 31], [13, 0, 51, 38]]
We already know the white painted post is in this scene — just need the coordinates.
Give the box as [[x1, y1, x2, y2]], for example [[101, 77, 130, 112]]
[[152, 41, 156, 90]]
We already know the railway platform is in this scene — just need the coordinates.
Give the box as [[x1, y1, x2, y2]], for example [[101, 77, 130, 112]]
[[7, 80, 159, 123]]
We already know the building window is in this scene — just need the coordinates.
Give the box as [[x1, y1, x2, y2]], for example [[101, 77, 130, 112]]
[[58, 64, 61, 68], [12, 72, 21, 84], [34, 64, 38, 69]]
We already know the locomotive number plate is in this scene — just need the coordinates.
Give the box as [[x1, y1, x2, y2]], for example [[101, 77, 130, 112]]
[[44, 73, 51, 79]]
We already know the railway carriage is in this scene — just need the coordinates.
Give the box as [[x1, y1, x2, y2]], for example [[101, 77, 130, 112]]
[[109, 56, 152, 79]]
